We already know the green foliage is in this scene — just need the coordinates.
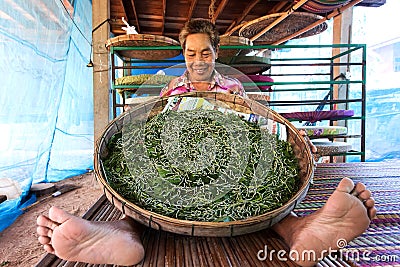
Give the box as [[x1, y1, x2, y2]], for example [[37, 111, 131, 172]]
[[103, 109, 299, 222]]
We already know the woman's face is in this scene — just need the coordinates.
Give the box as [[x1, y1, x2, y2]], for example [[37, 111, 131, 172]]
[[184, 33, 218, 82]]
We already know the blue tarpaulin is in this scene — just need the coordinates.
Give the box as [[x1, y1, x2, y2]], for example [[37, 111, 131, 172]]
[[0, 0, 93, 231]]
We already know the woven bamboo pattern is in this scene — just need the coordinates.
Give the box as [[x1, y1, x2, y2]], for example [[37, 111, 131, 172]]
[[239, 12, 328, 44], [106, 34, 181, 60], [218, 36, 253, 58], [94, 92, 314, 237]]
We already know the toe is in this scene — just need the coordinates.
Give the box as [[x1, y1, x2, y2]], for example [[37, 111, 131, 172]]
[[37, 225, 53, 237], [37, 215, 60, 231], [364, 197, 377, 219], [43, 244, 55, 254], [364, 197, 375, 208], [352, 182, 366, 196], [38, 235, 51, 245], [368, 207, 377, 219], [358, 189, 371, 201], [36, 215, 48, 226], [49, 206, 72, 225], [336, 177, 355, 193]]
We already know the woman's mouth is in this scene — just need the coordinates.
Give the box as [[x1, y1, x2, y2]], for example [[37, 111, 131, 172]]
[[193, 68, 207, 75]]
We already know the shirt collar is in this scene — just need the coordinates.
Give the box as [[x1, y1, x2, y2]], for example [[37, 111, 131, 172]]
[[178, 70, 225, 90]]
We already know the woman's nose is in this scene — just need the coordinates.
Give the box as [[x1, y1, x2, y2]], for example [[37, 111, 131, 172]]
[[195, 53, 204, 62]]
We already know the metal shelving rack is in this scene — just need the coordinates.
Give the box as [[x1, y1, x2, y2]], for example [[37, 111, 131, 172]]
[[108, 44, 366, 161]]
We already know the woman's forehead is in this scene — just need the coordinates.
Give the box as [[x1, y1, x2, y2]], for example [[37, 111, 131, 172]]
[[185, 33, 213, 51]]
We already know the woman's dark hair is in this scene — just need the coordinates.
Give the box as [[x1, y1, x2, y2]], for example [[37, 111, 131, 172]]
[[179, 18, 220, 51]]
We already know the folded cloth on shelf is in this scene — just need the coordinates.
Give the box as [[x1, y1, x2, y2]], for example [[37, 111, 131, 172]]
[[279, 110, 354, 123], [297, 125, 347, 138], [247, 75, 274, 92], [217, 56, 271, 75], [312, 140, 352, 157], [115, 74, 177, 86]]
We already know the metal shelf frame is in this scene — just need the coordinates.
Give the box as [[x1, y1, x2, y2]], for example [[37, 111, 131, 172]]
[[109, 44, 366, 161]]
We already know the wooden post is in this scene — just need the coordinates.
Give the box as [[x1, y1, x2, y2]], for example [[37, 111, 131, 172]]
[[332, 8, 353, 163], [92, 0, 110, 146], [332, 8, 353, 108]]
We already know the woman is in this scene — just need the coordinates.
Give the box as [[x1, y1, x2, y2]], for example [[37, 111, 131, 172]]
[[160, 19, 244, 97]]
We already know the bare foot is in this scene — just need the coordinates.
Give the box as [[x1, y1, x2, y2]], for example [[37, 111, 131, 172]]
[[36, 206, 145, 266], [273, 177, 376, 266]]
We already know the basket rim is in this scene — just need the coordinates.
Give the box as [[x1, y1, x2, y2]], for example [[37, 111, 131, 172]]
[[94, 92, 315, 236], [105, 34, 180, 48], [105, 34, 181, 60]]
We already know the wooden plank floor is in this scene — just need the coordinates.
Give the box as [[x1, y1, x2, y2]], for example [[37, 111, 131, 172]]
[[36, 162, 400, 267]]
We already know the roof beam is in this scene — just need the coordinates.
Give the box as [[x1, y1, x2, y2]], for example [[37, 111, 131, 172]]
[[211, 0, 229, 24], [130, 0, 140, 33], [120, 0, 129, 22], [121, 0, 140, 33], [187, 0, 198, 22], [161, 0, 166, 34], [224, 0, 260, 34], [272, 1, 291, 13]]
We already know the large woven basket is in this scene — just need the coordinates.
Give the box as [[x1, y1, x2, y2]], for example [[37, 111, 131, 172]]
[[218, 35, 253, 58], [94, 92, 314, 237], [239, 12, 328, 44], [105, 34, 181, 60]]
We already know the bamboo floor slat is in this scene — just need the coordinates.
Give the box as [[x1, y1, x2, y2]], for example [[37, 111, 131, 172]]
[[36, 162, 400, 267]]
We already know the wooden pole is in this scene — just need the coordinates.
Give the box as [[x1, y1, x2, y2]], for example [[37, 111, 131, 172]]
[[92, 0, 111, 147], [332, 7, 354, 163], [223, 0, 261, 35]]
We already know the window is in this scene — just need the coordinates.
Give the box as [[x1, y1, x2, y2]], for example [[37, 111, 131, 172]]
[[394, 42, 400, 72], [394, 58, 400, 72]]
